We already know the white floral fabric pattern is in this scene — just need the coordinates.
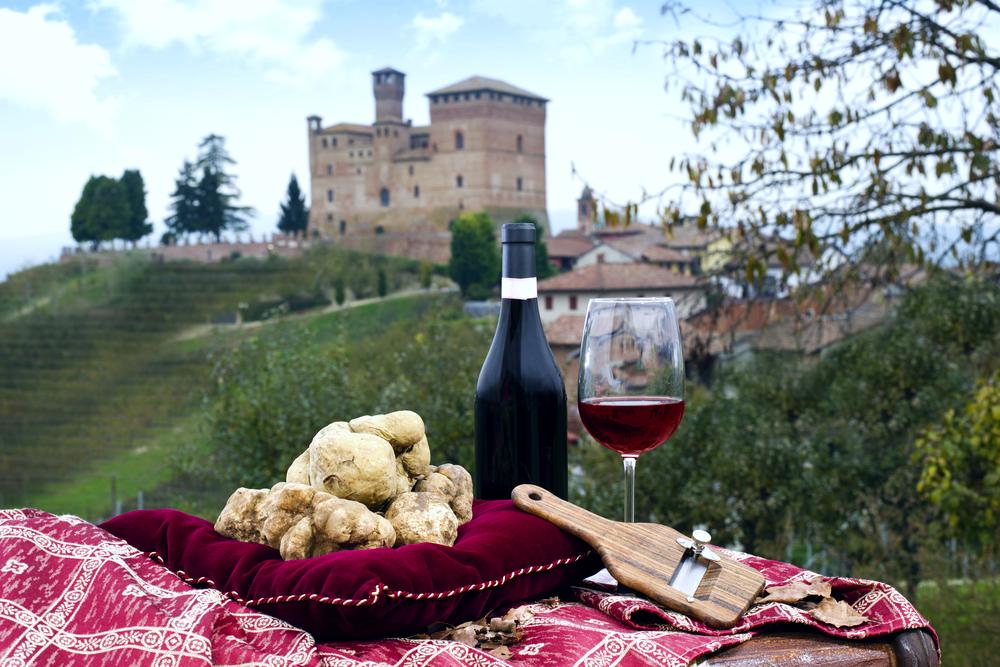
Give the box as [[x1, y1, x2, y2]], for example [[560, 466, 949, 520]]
[[0, 509, 935, 666]]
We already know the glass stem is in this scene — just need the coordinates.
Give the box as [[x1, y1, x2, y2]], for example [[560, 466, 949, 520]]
[[623, 456, 637, 523]]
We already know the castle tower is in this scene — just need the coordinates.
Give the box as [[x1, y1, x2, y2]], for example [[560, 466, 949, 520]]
[[372, 67, 405, 123]]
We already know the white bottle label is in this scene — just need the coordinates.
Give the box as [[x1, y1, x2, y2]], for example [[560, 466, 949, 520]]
[[501, 277, 537, 300]]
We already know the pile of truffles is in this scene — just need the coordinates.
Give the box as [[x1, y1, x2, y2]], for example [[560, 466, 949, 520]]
[[215, 411, 474, 560]]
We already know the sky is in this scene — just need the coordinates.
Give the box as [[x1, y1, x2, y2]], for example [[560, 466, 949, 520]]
[[0, 0, 719, 278]]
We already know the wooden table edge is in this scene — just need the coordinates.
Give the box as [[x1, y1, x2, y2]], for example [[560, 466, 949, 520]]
[[703, 628, 939, 666]]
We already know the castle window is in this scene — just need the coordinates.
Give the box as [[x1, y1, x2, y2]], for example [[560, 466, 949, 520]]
[[332, 138, 338, 147], [327, 188, 334, 203], [375, 225, 385, 235], [349, 151, 354, 158], [408, 165, 414, 176], [414, 185, 420, 198], [569, 295, 578, 310], [326, 213, 333, 222], [516, 177, 523, 192], [321, 138, 328, 148], [339, 220, 347, 235], [475, 92, 481, 99], [455, 131, 464, 150], [464, 93, 470, 100], [326, 164, 333, 176], [544, 296, 553, 310], [348, 138, 354, 145], [393, 129, 398, 137], [380, 187, 390, 207], [456, 175, 464, 188], [516, 135, 523, 152]]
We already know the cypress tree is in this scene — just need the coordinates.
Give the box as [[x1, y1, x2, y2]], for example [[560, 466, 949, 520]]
[[277, 173, 309, 234]]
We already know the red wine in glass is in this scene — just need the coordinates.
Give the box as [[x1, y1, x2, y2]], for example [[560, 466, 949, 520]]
[[579, 396, 685, 456], [577, 297, 685, 522]]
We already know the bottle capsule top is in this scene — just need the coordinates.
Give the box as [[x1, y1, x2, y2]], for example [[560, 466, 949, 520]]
[[501, 223, 535, 244]]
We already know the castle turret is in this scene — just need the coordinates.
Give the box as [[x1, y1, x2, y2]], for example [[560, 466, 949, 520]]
[[372, 67, 405, 123]]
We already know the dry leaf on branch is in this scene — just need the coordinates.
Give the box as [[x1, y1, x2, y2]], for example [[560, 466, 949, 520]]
[[757, 577, 832, 604], [810, 598, 869, 628]]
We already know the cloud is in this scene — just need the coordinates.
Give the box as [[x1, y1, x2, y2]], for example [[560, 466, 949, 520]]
[[471, 0, 643, 63], [0, 5, 119, 131], [89, 0, 346, 86], [411, 11, 464, 53]]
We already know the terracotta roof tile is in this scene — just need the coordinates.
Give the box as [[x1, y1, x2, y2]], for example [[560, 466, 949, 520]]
[[545, 314, 586, 346], [537, 262, 700, 292], [547, 236, 595, 258], [322, 123, 373, 135], [642, 245, 694, 263], [427, 76, 547, 101]]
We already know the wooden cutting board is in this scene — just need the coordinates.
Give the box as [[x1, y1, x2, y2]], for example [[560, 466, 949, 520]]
[[512, 484, 765, 627]]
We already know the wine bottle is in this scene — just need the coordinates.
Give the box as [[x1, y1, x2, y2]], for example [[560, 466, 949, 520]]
[[474, 222, 568, 500]]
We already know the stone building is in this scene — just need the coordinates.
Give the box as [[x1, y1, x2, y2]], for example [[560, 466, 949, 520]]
[[306, 68, 548, 240]]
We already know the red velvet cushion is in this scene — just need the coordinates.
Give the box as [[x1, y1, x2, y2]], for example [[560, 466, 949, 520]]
[[100, 500, 599, 640]]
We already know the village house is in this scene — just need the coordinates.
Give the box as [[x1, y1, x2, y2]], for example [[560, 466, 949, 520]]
[[546, 229, 594, 272], [535, 261, 705, 325]]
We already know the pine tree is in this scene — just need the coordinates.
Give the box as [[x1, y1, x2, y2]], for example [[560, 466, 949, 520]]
[[194, 134, 253, 239], [165, 161, 199, 240], [277, 173, 309, 234], [196, 168, 227, 241], [120, 169, 152, 243], [196, 134, 236, 182]]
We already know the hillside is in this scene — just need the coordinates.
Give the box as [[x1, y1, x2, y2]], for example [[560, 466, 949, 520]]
[[0, 248, 447, 518]]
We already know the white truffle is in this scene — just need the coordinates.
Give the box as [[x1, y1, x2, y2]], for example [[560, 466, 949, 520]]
[[385, 492, 459, 547]]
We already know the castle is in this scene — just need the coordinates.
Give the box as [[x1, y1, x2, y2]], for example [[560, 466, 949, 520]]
[[306, 68, 548, 239]]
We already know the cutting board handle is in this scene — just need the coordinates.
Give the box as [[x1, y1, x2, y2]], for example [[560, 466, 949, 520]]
[[511, 484, 613, 547]]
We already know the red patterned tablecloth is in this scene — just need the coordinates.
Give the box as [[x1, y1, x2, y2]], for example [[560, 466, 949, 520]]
[[0, 509, 936, 666]]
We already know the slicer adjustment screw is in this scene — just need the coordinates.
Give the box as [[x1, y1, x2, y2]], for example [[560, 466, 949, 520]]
[[691, 529, 711, 554]]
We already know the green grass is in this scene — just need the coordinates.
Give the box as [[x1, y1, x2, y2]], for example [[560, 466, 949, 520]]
[[25, 411, 205, 518], [0, 249, 429, 518], [916, 578, 1000, 666]]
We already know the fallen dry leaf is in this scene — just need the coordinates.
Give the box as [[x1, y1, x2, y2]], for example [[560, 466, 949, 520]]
[[429, 604, 535, 651], [448, 625, 479, 646], [758, 577, 832, 604], [810, 597, 869, 628], [501, 605, 535, 625], [489, 646, 513, 660]]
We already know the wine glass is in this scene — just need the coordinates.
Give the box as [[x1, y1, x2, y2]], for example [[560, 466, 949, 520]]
[[578, 298, 685, 522]]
